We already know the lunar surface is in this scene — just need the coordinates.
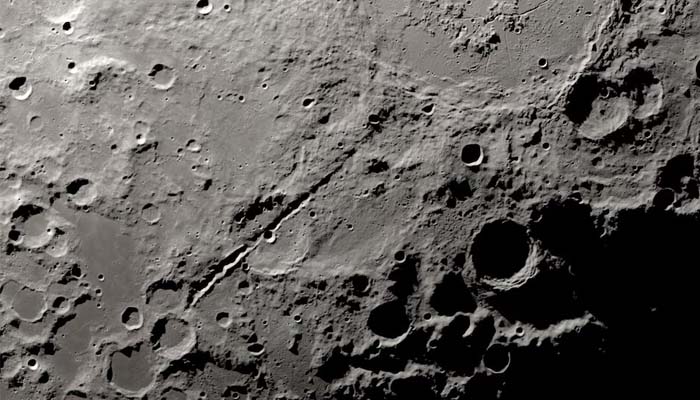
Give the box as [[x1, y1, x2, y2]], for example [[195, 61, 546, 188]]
[[0, 0, 698, 399]]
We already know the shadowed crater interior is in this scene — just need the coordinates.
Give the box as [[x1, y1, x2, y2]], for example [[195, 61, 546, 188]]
[[367, 301, 410, 339], [472, 219, 530, 279]]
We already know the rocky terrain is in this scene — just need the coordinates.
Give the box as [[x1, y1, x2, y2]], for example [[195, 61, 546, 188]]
[[1, 0, 699, 399]]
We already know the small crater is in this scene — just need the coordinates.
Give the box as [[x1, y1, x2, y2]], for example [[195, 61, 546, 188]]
[[121, 306, 143, 330], [483, 343, 510, 373], [223, 386, 246, 399], [108, 344, 154, 393], [12, 286, 46, 322], [514, 326, 525, 337], [141, 203, 161, 224], [27, 358, 39, 370], [152, 317, 187, 349], [302, 97, 315, 108], [263, 230, 276, 243], [146, 280, 182, 311], [8, 76, 32, 100], [216, 312, 232, 328], [66, 178, 90, 195], [8, 229, 21, 242], [367, 301, 410, 339], [461, 143, 484, 166], [247, 342, 265, 355], [347, 274, 370, 296], [186, 139, 202, 152], [148, 63, 176, 88], [196, 0, 213, 15], [151, 316, 196, 359], [52, 296, 70, 314], [9, 76, 27, 91], [29, 115, 43, 131]]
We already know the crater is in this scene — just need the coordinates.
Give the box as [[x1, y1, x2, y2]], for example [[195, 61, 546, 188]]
[[196, 0, 213, 15], [12, 286, 46, 321], [461, 144, 484, 167], [367, 301, 410, 339], [121, 306, 143, 330], [148, 63, 176, 89], [141, 203, 161, 224], [216, 311, 232, 328], [8, 76, 33, 100], [66, 178, 90, 195], [472, 219, 530, 279], [151, 316, 196, 359], [108, 344, 154, 394], [484, 343, 510, 373]]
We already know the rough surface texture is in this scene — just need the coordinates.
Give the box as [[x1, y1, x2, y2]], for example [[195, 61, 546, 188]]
[[0, 0, 698, 399]]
